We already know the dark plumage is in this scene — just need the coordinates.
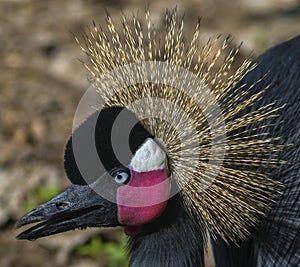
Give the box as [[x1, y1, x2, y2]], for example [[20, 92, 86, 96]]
[[213, 35, 300, 267]]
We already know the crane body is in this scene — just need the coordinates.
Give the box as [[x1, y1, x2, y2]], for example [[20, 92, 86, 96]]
[[212, 35, 300, 267]]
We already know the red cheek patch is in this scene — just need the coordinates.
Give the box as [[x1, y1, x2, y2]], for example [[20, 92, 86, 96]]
[[117, 169, 170, 229]]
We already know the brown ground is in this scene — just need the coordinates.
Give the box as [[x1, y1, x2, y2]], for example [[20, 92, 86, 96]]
[[0, 0, 299, 266]]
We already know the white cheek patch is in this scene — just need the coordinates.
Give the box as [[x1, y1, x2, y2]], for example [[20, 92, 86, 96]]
[[130, 138, 166, 172]]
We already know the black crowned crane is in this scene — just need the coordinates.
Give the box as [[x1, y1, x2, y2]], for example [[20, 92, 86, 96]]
[[16, 10, 300, 267]]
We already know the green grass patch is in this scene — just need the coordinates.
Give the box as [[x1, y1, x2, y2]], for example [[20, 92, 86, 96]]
[[75, 235, 129, 267], [22, 184, 61, 212]]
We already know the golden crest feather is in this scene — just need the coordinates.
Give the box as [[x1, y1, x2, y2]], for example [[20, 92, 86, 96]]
[[75, 8, 283, 242]]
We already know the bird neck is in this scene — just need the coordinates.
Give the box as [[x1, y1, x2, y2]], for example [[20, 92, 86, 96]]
[[128, 194, 205, 267]]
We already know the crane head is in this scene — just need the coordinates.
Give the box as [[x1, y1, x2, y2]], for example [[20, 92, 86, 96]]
[[16, 9, 282, 244], [16, 106, 171, 239]]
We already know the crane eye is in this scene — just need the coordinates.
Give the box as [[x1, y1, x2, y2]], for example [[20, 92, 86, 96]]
[[113, 170, 130, 184]]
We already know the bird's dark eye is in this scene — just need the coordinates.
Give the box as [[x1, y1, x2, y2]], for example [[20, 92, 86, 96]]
[[112, 168, 130, 184]]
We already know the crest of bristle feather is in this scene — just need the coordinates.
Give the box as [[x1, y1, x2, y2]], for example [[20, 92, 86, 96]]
[[75, 9, 283, 243]]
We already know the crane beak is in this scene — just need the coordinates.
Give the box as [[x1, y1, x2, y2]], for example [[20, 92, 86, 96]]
[[16, 184, 118, 240]]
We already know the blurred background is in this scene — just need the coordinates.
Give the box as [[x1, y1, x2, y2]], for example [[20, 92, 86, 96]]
[[0, 0, 299, 266]]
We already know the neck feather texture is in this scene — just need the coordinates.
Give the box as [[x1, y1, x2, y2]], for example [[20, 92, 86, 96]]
[[127, 194, 205, 267]]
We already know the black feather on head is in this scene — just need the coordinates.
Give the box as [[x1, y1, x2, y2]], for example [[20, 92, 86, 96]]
[[64, 106, 152, 185]]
